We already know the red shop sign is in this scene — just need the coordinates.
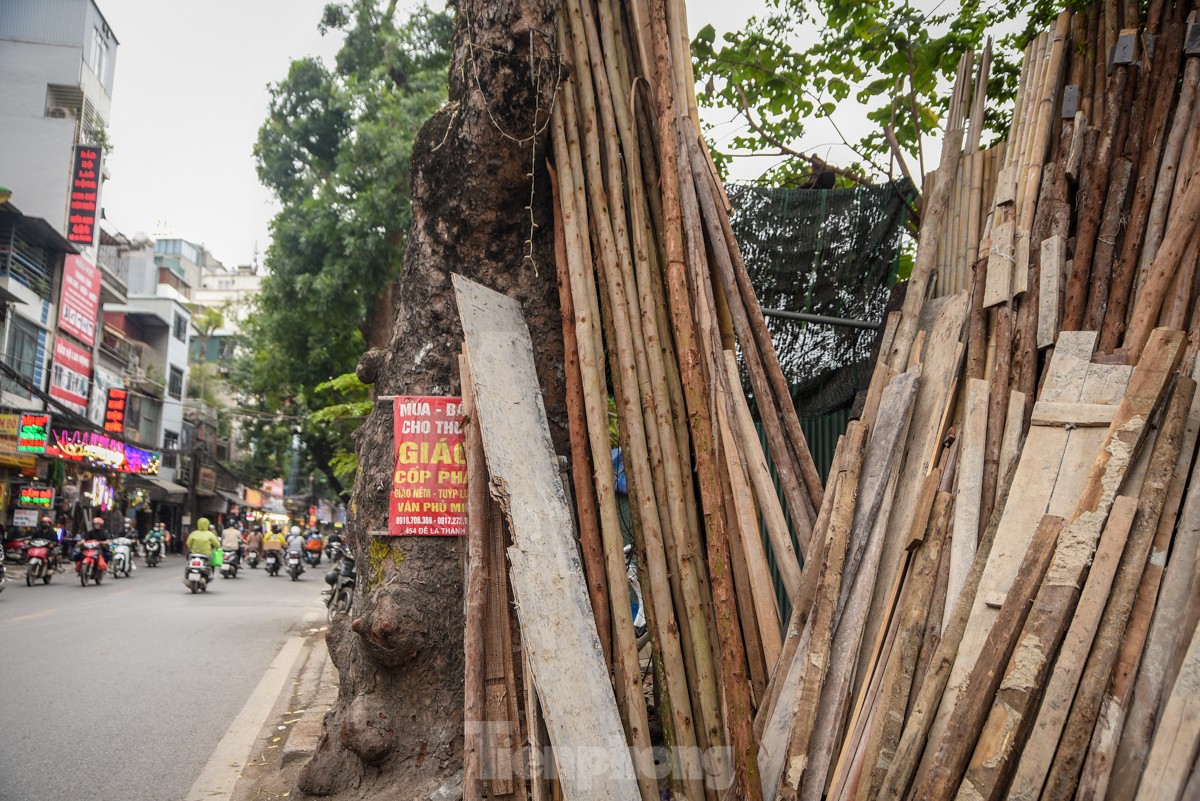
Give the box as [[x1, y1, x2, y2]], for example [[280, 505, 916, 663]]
[[388, 396, 466, 537]]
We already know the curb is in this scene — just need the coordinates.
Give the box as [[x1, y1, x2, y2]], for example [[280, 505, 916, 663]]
[[280, 634, 337, 766]]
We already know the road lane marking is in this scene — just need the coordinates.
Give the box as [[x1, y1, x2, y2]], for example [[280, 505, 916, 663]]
[[2, 608, 55, 624]]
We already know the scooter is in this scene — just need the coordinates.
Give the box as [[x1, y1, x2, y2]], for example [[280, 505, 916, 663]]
[[3, 536, 30, 564], [245, 549, 260, 569], [264, 550, 281, 576], [287, 549, 304, 581], [78, 540, 106, 586], [144, 537, 163, 567], [109, 537, 134, 578], [304, 544, 322, 567], [184, 552, 211, 594], [219, 549, 240, 579], [24, 538, 59, 586], [323, 543, 356, 621]]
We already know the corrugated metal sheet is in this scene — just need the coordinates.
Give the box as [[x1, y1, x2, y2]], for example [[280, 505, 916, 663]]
[[0, 0, 87, 47]]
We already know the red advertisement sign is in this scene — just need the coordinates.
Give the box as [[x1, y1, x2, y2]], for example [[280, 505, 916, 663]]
[[103, 388, 127, 435], [389, 396, 467, 537], [59, 255, 102, 346], [49, 336, 92, 412], [67, 146, 102, 245]]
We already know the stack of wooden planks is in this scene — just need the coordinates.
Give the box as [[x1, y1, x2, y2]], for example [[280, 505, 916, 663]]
[[454, 0, 1200, 800], [761, 2, 1200, 799]]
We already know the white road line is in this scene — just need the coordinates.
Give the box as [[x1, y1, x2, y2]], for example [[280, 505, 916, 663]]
[[185, 626, 312, 801]]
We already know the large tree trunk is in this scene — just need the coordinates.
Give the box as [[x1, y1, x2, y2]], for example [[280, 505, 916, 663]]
[[298, 1, 565, 797]]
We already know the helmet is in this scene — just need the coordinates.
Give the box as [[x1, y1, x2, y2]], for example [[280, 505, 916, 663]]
[[40, 516, 52, 524], [290, 526, 301, 537], [92, 517, 105, 527], [272, 524, 282, 534]]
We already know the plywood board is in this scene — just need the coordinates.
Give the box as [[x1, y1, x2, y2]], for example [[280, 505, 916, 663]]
[[455, 275, 639, 801]]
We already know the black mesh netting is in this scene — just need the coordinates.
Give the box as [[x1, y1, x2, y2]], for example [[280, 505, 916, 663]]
[[728, 180, 913, 418]]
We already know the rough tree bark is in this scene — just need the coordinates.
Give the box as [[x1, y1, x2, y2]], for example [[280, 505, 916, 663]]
[[297, 0, 566, 797]]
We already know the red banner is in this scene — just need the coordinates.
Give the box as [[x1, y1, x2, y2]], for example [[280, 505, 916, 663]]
[[389, 396, 467, 537], [59, 255, 102, 346], [67, 146, 102, 245], [49, 336, 92, 412]]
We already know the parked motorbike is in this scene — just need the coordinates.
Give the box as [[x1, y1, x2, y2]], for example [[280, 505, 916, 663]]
[[287, 549, 304, 581], [109, 537, 134, 578], [78, 539, 106, 586], [184, 552, 211, 594], [246, 549, 260, 569], [219, 548, 240, 579], [323, 543, 356, 621], [264, 550, 281, 576], [144, 537, 163, 567], [3, 536, 30, 564], [24, 538, 59, 586]]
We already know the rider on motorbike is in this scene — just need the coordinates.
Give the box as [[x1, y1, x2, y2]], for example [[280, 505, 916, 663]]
[[245, 524, 263, 559], [220, 521, 243, 565], [184, 518, 221, 575], [33, 517, 60, 563], [286, 526, 305, 553], [74, 517, 111, 572]]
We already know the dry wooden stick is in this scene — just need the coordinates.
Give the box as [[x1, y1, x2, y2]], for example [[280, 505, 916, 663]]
[[1135, 614, 1200, 801], [1043, 374, 1196, 801], [549, 165, 610, 666], [647, 0, 759, 793]]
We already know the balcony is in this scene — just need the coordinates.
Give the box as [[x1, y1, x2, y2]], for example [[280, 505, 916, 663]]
[[184, 397, 219, 427]]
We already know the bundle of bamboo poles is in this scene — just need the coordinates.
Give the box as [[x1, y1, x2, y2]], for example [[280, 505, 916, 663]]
[[541, 0, 826, 797], [757, 1, 1200, 800]]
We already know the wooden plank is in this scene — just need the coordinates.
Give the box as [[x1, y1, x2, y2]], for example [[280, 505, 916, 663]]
[[776, 423, 868, 801], [947, 378, 988, 628], [996, 390, 1026, 490], [958, 329, 1186, 801], [907, 515, 1063, 800], [1030, 400, 1119, 427], [1005, 495, 1138, 801], [462, 353, 489, 801], [1136, 616, 1200, 801], [983, 216, 1016, 307], [455, 275, 639, 800], [1038, 233, 1067, 348]]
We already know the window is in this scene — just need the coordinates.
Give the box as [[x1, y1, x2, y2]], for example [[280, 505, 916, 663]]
[[4, 317, 39, 397], [168, 365, 184, 400], [89, 29, 108, 80], [163, 430, 178, 470], [173, 313, 188, 342]]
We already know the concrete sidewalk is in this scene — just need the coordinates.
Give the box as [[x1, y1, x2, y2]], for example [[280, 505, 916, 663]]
[[229, 623, 338, 801]]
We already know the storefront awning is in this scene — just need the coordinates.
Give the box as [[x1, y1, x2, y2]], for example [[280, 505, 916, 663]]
[[132, 474, 187, 498], [217, 490, 243, 506]]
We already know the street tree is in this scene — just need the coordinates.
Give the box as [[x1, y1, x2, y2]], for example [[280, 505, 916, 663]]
[[235, 1, 452, 497], [295, 0, 565, 795]]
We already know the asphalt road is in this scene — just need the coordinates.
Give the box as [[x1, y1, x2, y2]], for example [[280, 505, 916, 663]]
[[0, 551, 326, 801]]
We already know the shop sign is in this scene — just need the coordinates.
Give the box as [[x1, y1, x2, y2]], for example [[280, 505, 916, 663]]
[[17, 413, 51, 453], [18, 484, 54, 509], [103, 388, 127, 435], [67, 145, 102, 245], [198, 467, 217, 494], [12, 508, 39, 528], [389, 396, 467, 537], [49, 337, 92, 413], [48, 428, 161, 475], [0, 413, 19, 452], [243, 488, 264, 508], [59, 255, 102, 346]]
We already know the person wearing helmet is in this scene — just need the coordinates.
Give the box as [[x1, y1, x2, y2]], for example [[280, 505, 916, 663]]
[[74, 516, 111, 571], [185, 518, 222, 574], [286, 525, 305, 553]]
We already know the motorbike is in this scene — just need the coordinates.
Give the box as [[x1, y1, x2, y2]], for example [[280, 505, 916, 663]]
[[304, 544, 322, 567], [78, 539, 106, 586], [109, 537, 134, 578], [3, 536, 30, 564], [24, 538, 59, 586], [264, 550, 281, 576], [219, 548, 240, 579], [287, 549, 304, 581], [184, 552, 211, 594], [323, 543, 356, 621], [0, 548, 6, 594], [246, 549, 260, 569], [144, 537, 164, 567]]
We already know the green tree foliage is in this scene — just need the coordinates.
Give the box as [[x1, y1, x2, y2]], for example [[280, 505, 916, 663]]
[[692, 0, 1065, 188], [234, 1, 452, 496]]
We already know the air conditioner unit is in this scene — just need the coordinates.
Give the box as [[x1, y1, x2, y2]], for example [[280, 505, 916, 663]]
[[47, 107, 72, 119]]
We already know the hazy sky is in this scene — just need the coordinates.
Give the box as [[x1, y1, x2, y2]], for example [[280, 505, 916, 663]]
[[95, 0, 771, 270]]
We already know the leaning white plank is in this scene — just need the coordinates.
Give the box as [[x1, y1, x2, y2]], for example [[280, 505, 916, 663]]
[[947, 377, 988, 629], [454, 275, 638, 800]]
